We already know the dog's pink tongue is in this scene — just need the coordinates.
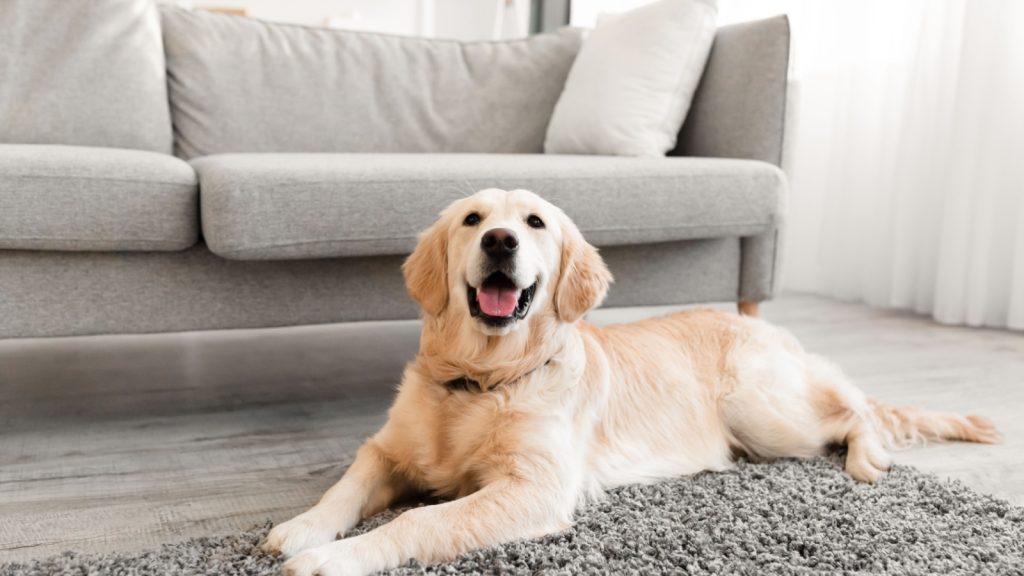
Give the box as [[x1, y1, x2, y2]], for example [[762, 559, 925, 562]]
[[477, 285, 520, 317]]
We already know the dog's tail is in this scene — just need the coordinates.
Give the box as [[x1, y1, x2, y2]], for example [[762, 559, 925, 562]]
[[868, 399, 1002, 449]]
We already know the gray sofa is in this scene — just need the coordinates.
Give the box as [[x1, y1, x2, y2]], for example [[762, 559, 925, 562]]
[[0, 1, 789, 340]]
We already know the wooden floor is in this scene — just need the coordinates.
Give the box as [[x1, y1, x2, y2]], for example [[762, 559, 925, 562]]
[[1, 294, 1022, 563]]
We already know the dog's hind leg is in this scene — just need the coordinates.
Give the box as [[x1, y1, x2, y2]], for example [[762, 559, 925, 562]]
[[719, 347, 833, 464], [801, 355, 894, 482], [720, 343, 893, 482], [805, 354, 1002, 481]]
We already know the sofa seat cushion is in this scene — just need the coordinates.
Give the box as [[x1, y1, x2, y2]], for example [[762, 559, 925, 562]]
[[0, 145, 198, 251], [194, 153, 785, 261]]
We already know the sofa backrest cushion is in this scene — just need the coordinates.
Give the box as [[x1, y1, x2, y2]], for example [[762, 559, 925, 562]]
[[160, 7, 583, 159], [0, 0, 173, 153], [544, 0, 717, 157]]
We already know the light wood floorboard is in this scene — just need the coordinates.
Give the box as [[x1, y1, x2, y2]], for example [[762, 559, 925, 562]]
[[1, 294, 1021, 562]]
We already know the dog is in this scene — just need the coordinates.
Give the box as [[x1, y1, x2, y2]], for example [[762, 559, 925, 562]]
[[263, 188, 1000, 576]]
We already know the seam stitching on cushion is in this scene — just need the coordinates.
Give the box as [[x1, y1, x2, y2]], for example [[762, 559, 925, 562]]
[[774, 17, 792, 167], [211, 220, 771, 253], [769, 228, 780, 295], [657, 7, 717, 151], [1, 236, 190, 243], [5, 175, 197, 187], [205, 172, 778, 189]]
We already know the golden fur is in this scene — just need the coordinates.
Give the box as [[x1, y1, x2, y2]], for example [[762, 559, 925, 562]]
[[264, 189, 1001, 576]]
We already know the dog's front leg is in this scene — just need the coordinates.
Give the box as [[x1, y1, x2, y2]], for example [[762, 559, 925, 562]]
[[263, 438, 408, 558], [281, 474, 573, 576]]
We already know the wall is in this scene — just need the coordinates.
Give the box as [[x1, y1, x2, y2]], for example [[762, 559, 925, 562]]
[[161, 0, 530, 38]]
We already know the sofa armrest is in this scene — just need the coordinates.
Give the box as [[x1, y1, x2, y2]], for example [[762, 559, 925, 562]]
[[672, 15, 791, 166]]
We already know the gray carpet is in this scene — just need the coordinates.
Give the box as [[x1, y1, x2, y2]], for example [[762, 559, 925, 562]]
[[4, 457, 1023, 576]]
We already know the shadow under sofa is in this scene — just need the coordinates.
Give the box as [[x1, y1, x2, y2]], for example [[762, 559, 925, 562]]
[[0, 8, 789, 340]]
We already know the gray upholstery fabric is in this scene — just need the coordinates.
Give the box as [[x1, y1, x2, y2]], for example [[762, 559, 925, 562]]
[[193, 153, 785, 260], [0, 14, 790, 339], [0, 239, 738, 339], [674, 16, 790, 165], [740, 229, 783, 302], [159, 7, 583, 159], [0, 0, 173, 153], [671, 15, 791, 301], [0, 145, 198, 251]]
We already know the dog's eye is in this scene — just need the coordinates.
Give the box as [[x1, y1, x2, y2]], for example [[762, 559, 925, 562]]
[[463, 212, 481, 226], [527, 215, 545, 229]]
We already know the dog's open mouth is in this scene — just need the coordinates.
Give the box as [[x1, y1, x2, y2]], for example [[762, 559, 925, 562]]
[[467, 272, 537, 326]]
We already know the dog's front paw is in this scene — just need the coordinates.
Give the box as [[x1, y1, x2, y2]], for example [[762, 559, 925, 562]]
[[263, 511, 340, 558], [282, 541, 366, 576]]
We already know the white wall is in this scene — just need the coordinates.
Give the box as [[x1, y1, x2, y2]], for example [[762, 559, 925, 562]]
[[168, 0, 422, 34], [163, 0, 528, 38], [569, 0, 652, 26], [570, 0, 789, 28]]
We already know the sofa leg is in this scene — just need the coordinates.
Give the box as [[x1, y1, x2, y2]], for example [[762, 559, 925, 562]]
[[737, 301, 759, 317]]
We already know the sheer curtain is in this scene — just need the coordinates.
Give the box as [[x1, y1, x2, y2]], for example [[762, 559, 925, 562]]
[[716, 0, 1024, 330]]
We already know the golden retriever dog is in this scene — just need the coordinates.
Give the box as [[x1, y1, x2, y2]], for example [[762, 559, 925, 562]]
[[264, 188, 1000, 576]]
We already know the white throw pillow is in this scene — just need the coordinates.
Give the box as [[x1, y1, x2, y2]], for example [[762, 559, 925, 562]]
[[544, 0, 717, 157]]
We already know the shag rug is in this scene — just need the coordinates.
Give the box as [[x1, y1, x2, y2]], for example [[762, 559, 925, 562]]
[[4, 458, 1023, 576]]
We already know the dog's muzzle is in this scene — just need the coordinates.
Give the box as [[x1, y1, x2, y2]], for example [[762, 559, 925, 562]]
[[467, 272, 537, 328]]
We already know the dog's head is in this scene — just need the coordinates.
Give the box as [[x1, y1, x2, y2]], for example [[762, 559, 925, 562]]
[[403, 189, 612, 336]]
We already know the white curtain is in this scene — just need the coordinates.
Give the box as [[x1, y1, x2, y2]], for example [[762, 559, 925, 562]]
[[715, 0, 1024, 330], [570, 0, 1024, 329]]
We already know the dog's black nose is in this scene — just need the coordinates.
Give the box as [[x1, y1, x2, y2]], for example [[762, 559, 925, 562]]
[[481, 228, 518, 259]]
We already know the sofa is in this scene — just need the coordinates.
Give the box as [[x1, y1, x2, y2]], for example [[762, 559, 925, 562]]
[[0, 1, 789, 340]]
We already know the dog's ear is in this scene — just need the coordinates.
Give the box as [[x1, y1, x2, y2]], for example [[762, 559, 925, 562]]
[[403, 218, 449, 317], [555, 217, 612, 323]]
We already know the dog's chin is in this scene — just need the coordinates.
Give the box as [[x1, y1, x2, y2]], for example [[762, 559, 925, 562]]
[[466, 272, 537, 336]]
